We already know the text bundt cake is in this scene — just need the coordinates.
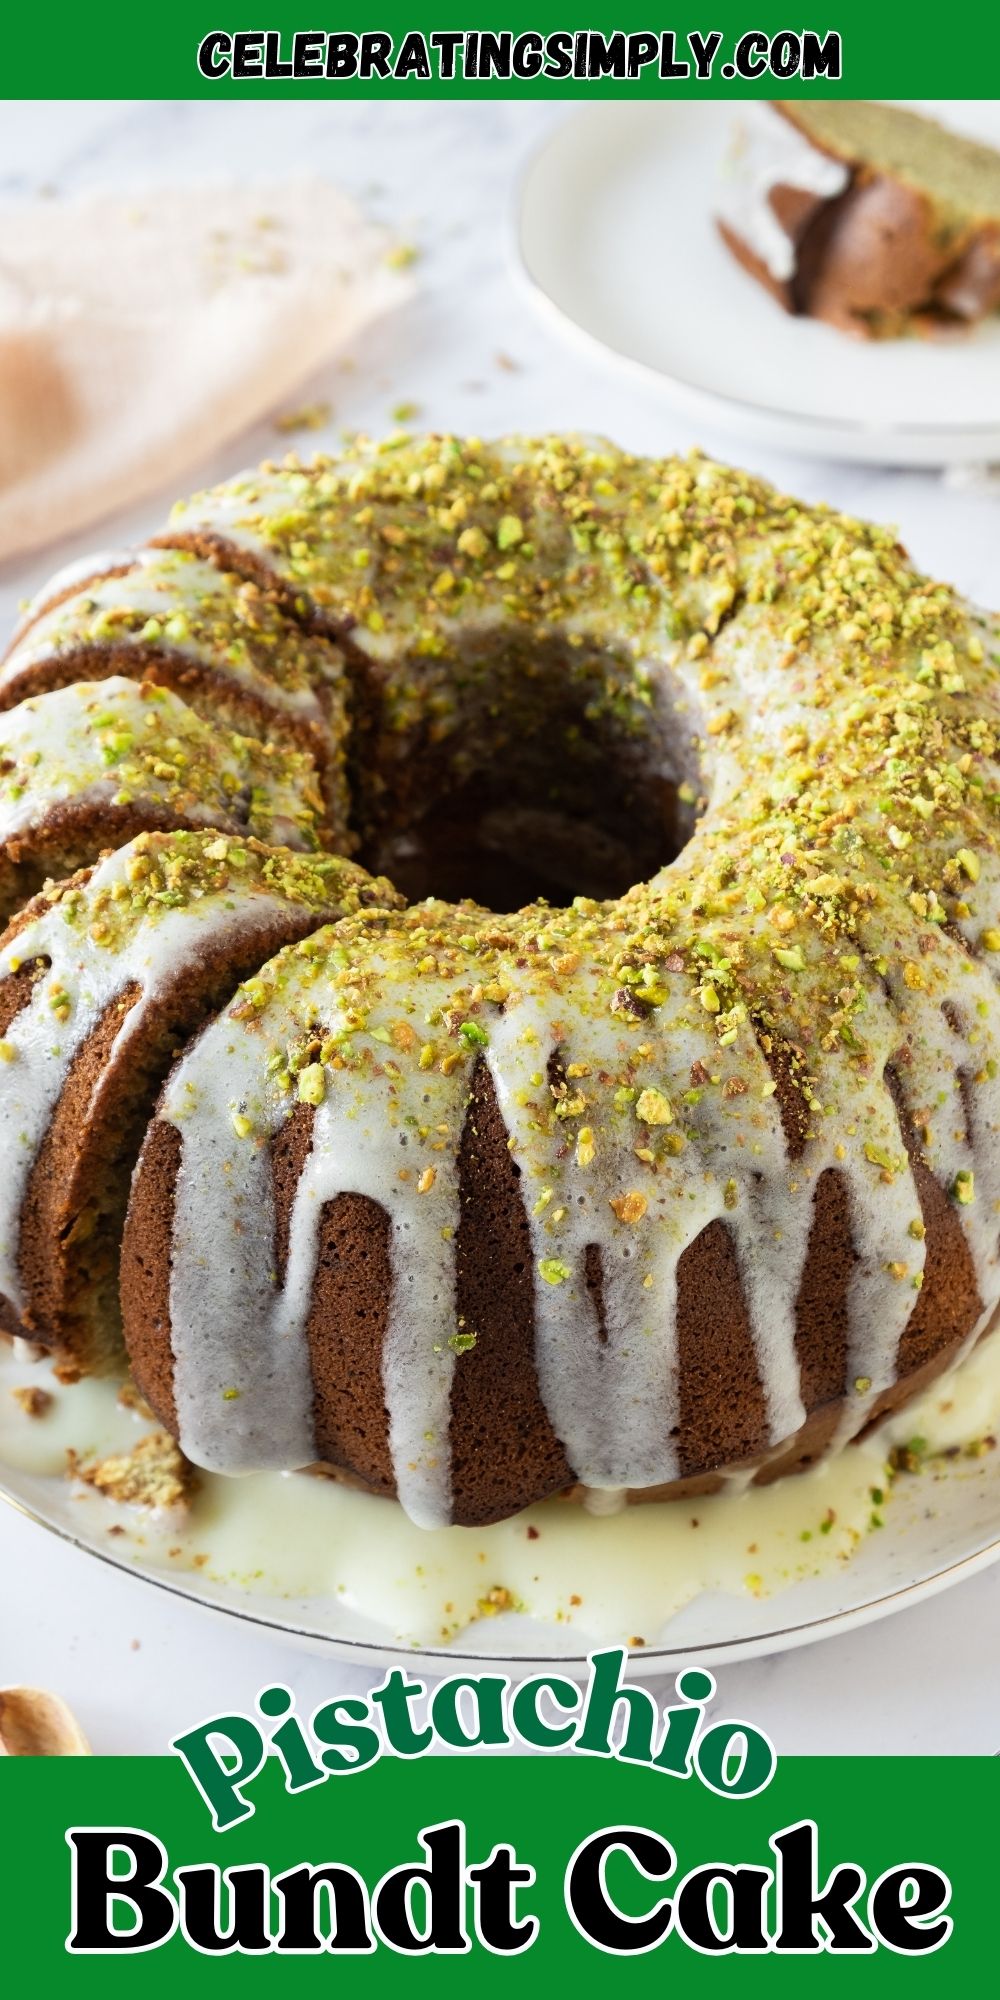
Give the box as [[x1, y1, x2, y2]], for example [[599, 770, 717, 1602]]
[[0, 434, 997, 1527]]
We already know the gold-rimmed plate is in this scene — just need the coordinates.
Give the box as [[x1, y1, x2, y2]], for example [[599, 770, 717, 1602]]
[[5, 1340, 1000, 1675]]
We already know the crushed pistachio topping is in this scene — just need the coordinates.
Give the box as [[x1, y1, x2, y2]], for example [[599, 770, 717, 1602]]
[[539, 1258, 571, 1285], [297, 1063, 326, 1106], [15, 547, 339, 703], [26, 433, 996, 1363], [22, 830, 399, 959], [610, 1190, 648, 1224], [0, 679, 326, 851], [636, 1087, 673, 1125]]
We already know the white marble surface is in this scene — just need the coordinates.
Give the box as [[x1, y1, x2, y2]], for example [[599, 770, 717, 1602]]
[[2, 98, 1000, 1755]]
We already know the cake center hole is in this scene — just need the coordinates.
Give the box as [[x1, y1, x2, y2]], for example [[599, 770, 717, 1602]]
[[357, 640, 692, 909], [370, 780, 682, 907]]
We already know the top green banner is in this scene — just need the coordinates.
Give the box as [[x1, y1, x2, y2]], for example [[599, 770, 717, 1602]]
[[6, 0, 998, 99]]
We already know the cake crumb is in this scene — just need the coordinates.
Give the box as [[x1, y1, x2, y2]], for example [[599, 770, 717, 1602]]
[[117, 1378, 155, 1420], [10, 1384, 52, 1418], [274, 402, 332, 434], [477, 1585, 516, 1617], [67, 1431, 196, 1511]]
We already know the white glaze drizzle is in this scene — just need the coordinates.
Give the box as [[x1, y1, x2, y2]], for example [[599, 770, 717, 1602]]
[[6, 549, 135, 648], [8, 1326, 1000, 1653], [0, 677, 319, 853], [715, 103, 851, 282], [10, 441, 1000, 1537], [166, 1047, 315, 1471], [2, 548, 330, 725], [162, 932, 463, 1513], [486, 989, 683, 1490], [157, 895, 943, 1526], [144, 443, 1000, 1526], [0, 836, 349, 1315]]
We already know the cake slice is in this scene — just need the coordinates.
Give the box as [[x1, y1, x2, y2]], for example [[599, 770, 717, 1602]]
[[717, 100, 1000, 336], [0, 549, 351, 837], [0, 676, 328, 920], [0, 831, 401, 1373]]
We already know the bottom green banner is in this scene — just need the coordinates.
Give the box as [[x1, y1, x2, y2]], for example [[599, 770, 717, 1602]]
[[1, 1751, 989, 1987]]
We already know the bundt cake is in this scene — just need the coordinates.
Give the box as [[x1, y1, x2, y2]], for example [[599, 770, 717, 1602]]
[[716, 101, 1000, 336], [2, 548, 351, 829], [1, 434, 998, 1530]]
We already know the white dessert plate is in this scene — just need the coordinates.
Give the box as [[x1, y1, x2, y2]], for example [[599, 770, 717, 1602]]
[[513, 101, 1000, 467], [4, 1338, 1000, 1676]]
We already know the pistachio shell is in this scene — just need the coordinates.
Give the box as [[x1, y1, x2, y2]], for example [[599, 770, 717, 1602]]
[[0, 1686, 90, 1756]]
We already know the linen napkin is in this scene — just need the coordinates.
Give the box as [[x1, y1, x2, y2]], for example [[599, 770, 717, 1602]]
[[0, 181, 414, 563]]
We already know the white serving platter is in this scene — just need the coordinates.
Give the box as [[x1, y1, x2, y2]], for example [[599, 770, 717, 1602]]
[[4, 1338, 1000, 1678]]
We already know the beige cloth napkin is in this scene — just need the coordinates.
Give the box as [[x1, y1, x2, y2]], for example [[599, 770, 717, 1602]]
[[0, 182, 413, 564]]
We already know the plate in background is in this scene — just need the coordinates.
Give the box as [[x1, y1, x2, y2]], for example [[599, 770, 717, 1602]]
[[514, 101, 1000, 466]]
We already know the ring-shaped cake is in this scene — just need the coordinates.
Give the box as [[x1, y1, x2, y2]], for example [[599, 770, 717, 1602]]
[[0, 435, 997, 1527]]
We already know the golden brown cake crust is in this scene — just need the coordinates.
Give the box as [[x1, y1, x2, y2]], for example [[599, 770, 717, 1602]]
[[122, 1026, 983, 1528], [0, 832, 394, 1371]]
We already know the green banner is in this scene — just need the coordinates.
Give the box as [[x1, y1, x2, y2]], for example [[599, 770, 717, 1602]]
[[5, 0, 998, 99], [2, 1752, 991, 1983]]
